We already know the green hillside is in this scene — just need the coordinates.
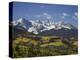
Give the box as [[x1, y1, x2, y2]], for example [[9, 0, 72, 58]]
[[12, 36, 78, 58]]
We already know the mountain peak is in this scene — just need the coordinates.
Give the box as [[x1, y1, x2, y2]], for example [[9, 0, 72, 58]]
[[12, 18, 75, 34]]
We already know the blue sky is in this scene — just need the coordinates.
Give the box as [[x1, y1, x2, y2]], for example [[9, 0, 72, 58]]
[[12, 2, 78, 27]]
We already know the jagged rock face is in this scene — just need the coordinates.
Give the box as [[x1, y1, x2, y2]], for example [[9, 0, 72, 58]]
[[12, 18, 77, 35], [12, 18, 32, 30]]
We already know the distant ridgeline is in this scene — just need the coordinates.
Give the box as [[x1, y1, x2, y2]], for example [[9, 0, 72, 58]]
[[10, 18, 78, 38]]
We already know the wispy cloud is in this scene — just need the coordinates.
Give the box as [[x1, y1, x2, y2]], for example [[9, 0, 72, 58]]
[[63, 13, 68, 16], [40, 6, 44, 8], [43, 12, 48, 15], [43, 12, 52, 19], [35, 15, 41, 18], [72, 12, 78, 20], [74, 12, 78, 16], [35, 12, 52, 20], [61, 13, 68, 19]]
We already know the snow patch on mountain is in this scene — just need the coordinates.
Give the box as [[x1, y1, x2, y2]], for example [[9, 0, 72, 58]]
[[12, 18, 74, 34]]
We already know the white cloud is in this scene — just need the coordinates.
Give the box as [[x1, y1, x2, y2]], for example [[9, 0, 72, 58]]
[[43, 12, 52, 19], [72, 12, 78, 20], [63, 13, 68, 16], [46, 15, 51, 19], [72, 16, 77, 20], [43, 12, 48, 16], [40, 6, 44, 8], [74, 12, 78, 17], [35, 12, 52, 20], [61, 13, 68, 19], [36, 15, 41, 18]]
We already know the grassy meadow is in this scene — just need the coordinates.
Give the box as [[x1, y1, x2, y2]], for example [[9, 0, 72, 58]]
[[12, 35, 78, 58]]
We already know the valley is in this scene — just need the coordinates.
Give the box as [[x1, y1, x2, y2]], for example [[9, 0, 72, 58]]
[[9, 18, 78, 58]]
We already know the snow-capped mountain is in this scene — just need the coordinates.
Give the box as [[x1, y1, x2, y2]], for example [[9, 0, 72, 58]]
[[12, 18, 75, 34], [12, 18, 32, 30]]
